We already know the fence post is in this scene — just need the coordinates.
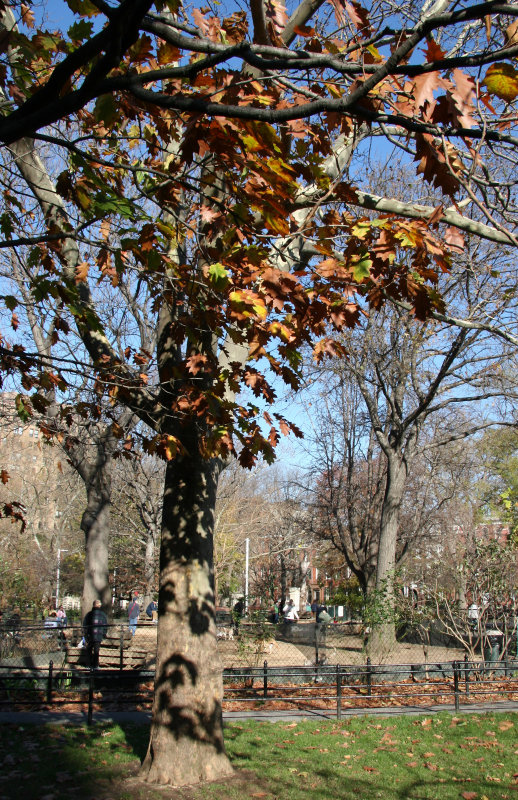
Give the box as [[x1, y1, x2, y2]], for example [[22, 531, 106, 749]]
[[263, 660, 268, 698], [464, 653, 470, 696], [47, 660, 53, 705], [366, 657, 372, 697], [87, 667, 94, 726], [336, 664, 342, 720], [119, 625, 124, 672], [453, 661, 460, 712]]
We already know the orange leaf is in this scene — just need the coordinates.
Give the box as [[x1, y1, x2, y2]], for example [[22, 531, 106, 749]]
[[75, 262, 89, 282]]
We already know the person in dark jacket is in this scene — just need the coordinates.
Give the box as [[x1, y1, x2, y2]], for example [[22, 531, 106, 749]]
[[146, 600, 158, 623], [83, 600, 108, 669]]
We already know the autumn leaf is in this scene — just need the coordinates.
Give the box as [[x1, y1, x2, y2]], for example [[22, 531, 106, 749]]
[[413, 71, 443, 111], [461, 792, 477, 800], [75, 262, 89, 282], [444, 226, 464, 252], [424, 38, 446, 61], [0, 470, 9, 484], [20, 3, 35, 27], [482, 63, 518, 103], [157, 41, 181, 64], [504, 19, 518, 47]]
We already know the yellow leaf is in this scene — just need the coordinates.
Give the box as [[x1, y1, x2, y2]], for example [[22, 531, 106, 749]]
[[482, 63, 518, 102], [367, 44, 382, 61]]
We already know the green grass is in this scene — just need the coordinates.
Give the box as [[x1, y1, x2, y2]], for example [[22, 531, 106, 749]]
[[0, 712, 516, 799]]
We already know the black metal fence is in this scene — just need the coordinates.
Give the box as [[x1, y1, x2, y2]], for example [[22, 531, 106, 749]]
[[0, 656, 516, 725], [1, 617, 517, 725]]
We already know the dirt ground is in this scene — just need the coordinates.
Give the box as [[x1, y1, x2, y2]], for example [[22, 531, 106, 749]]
[[216, 635, 467, 668]]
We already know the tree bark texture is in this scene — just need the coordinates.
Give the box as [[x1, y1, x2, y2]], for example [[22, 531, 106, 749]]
[[79, 456, 112, 617], [140, 444, 233, 785], [369, 454, 408, 654]]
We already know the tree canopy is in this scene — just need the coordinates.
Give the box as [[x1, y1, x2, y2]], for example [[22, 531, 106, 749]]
[[1, 0, 518, 788]]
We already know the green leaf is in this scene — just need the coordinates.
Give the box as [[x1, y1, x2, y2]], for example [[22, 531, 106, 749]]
[[4, 295, 18, 311], [93, 95, 119, 127], [67, 20, 94, 41], [93, 194, 134, 219], [351, 253, 372, 281], [208, 262, 229, 289], [15, 394, 30, 423], [65, 0, 99, 17], [0, 212, 13, 236]]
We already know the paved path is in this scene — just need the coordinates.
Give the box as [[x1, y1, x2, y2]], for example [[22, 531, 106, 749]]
[[0, 700, 517, 726]]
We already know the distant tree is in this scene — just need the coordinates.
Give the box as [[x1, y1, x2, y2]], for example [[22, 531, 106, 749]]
[[475, 428, 518, 541]]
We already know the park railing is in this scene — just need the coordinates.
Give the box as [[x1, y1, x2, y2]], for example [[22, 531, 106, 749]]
[[0, 655, 516, 725]]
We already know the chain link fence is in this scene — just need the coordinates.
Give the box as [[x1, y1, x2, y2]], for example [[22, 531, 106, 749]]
[[1, 617, 516, 672], [0, 618, 517, 721]]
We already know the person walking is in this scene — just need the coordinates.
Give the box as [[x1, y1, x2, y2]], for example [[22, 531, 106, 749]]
[[82, 600, 107, 669], [128, 591, 140, 636], [284, 599, 299, 623]]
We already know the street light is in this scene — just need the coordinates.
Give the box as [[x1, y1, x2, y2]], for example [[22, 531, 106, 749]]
[[244, 538, 249, 613], [56, 548, 68, 609]]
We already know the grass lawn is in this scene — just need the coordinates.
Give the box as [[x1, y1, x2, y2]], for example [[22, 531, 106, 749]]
[[0, 712, 516, 800]]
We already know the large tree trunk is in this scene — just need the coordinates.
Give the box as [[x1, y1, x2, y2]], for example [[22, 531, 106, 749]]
[[80, 457, 112, 617], [140, 442, 232, 785], [368, 454, 408, 655]]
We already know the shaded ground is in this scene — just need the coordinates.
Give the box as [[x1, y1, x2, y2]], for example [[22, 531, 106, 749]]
[[1, 712, 517, 800]]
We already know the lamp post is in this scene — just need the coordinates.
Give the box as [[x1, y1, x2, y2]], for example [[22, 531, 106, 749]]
[[244, 537, 249, 613], [56, 548, 68, 609]]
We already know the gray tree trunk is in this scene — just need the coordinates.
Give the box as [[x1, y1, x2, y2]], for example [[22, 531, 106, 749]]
[[78, 448, 113, 617], [368, 454, 408, 655], [140, 439, 232, 785]]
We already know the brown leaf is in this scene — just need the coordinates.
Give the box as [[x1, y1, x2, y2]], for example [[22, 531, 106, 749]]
[[484, 14, 491, 42], [461, 793, 477, 800], [75, 262, 89, 283], [445, 225, 465, 252], [505, 19, 518, 46]]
